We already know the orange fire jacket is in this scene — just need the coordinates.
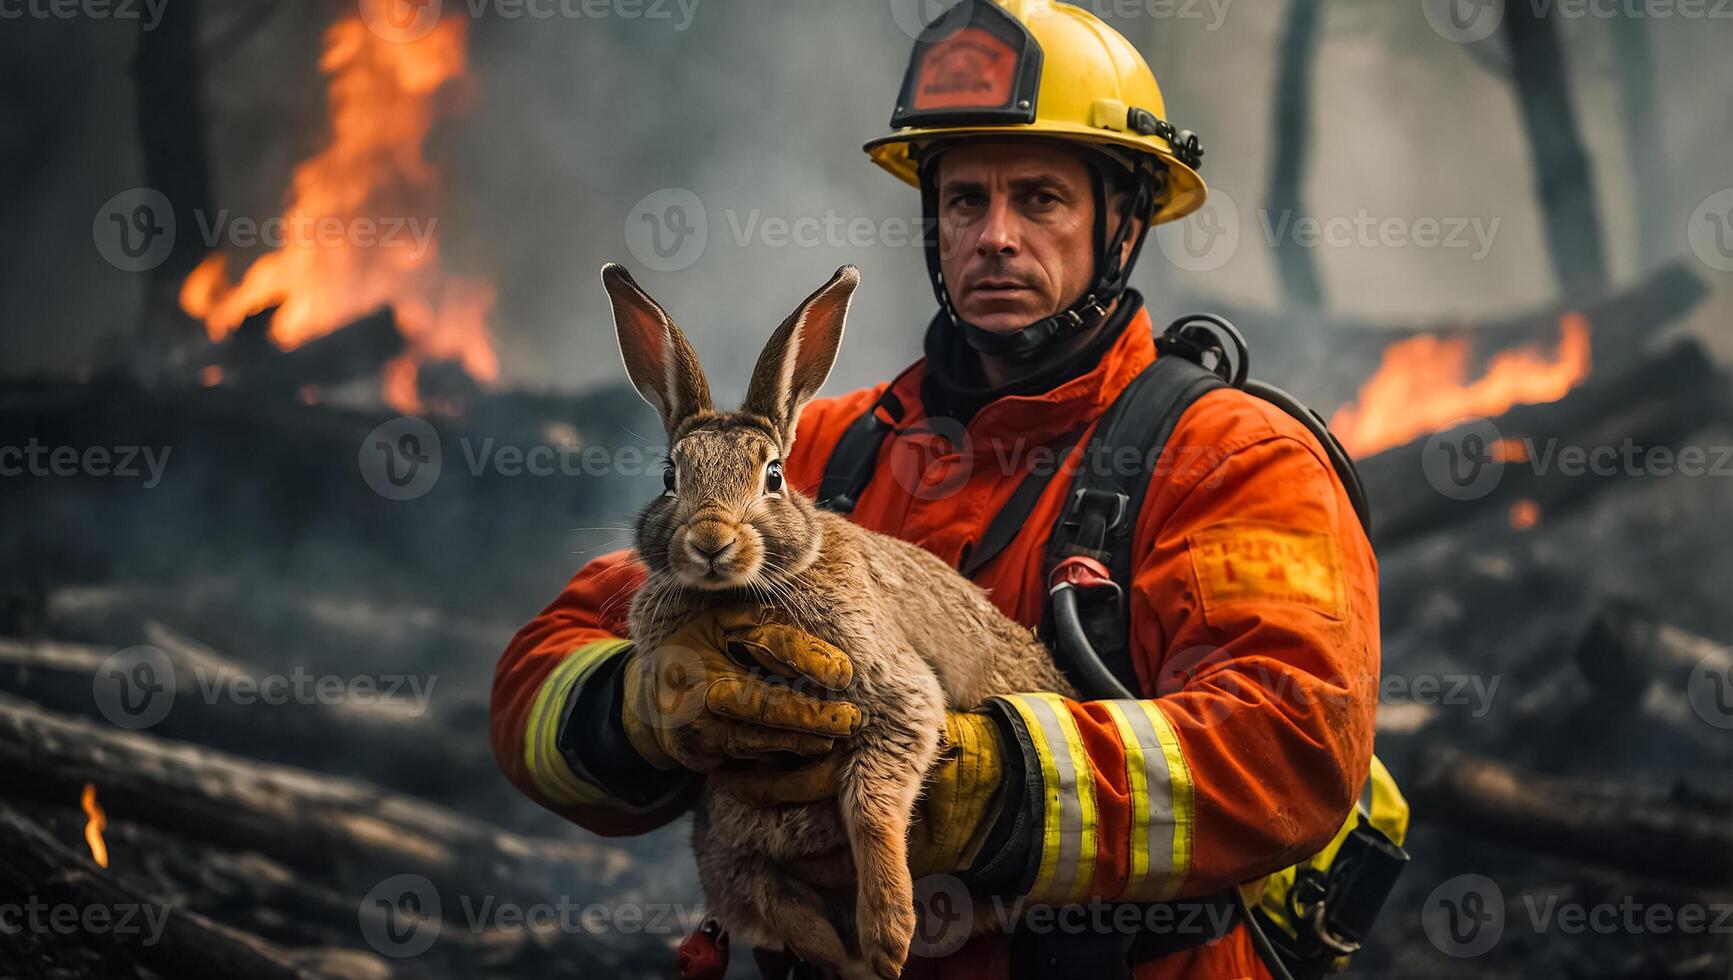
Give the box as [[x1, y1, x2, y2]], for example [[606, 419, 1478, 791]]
[[491, 307, 1380, 979]]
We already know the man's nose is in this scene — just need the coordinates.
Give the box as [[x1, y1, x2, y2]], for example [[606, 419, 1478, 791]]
[[974, 197, 1019, 258]]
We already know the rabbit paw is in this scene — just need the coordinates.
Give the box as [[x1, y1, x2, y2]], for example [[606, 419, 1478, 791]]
[[855, 893, 915, 979]]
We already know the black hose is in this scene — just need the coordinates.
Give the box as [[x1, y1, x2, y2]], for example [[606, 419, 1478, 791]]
[[1244, 379, 1373, 536], [1049, 584, 1136, 700], [1231, 886, 1303, 980]]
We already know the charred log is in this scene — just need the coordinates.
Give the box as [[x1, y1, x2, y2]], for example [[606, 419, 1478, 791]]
[[0, 801, 362, 980], [1361, 340, 1731, 548], [1410, 749, 1733, 886], [0, 624, 487, 802], [0, 693, 627, 902]]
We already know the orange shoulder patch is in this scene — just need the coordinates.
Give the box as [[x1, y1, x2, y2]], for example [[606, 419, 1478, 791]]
[[1187, 521, 1346, 622]]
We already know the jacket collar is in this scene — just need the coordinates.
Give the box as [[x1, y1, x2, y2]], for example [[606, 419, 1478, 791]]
[[890, 299, 1157, 449]]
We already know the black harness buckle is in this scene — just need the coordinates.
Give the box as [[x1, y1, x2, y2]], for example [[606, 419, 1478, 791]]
[[1061, 486, 1131, 538]]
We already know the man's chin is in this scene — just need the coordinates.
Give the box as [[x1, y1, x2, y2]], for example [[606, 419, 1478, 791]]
[[958, 308, 1047, 334]]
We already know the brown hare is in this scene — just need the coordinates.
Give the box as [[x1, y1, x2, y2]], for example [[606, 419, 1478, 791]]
[[605, 263, 1073, 979]]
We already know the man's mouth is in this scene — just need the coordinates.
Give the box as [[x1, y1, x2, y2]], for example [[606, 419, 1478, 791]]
[[968, 279, 1030, 294]]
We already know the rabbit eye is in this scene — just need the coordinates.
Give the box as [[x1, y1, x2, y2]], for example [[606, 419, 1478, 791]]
[[765, 459, 784, 494], [662, 464, 677, 496]]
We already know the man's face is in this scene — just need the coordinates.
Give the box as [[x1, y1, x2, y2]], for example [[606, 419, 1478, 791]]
[[935, 141, 1101, 334]]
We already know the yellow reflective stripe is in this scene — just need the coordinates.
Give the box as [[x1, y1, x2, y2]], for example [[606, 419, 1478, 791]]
[[1000, 693, 1098, 904], [524, 639, 630, 805], [1139, 700, 1194, 900]]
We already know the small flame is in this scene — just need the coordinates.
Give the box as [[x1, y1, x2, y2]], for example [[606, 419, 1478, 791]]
[[1509, 498, 1541, 530], [1332, 313, 1591, 458], [1492, 438, 1529, 463], [81, 783, 108, 869], [180, 2, 497, 412], [200, 365, 223, 387]]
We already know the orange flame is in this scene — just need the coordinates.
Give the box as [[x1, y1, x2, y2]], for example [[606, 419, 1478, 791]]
[[1331, 313, 1592, 458], [180, 2, 497, 413], [81, 783, 108, 869], [1509, 498, 1541, 530]]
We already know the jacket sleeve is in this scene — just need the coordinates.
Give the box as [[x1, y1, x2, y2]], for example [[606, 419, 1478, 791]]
[[971, 397, 1379, 905], [490, 548, 696, 836]]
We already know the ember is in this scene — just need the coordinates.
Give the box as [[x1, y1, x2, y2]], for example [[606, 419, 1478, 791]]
[[81, 783, 107, 869]]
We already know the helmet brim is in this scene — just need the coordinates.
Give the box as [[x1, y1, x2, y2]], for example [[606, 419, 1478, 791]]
[[864, 125, 1207, 227]]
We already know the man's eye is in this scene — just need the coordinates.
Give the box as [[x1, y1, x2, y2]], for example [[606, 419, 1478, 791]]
[[662, 465, 677, 495], [765, 459, 784, 494]]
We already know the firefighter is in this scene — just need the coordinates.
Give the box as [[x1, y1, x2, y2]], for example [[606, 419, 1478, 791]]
[[491, 2, 1380, 977]]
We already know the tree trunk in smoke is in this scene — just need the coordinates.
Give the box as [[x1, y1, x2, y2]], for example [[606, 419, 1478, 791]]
[[1502, 1, 1609, 298], [132, 0, 214, 359], [1610, 14, 1668, 273], [1264, 0, 1326, 312]]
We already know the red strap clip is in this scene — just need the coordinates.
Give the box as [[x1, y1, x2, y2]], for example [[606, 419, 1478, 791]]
[[677, 917, 729, 980], [1049, 554, 1116, 595]]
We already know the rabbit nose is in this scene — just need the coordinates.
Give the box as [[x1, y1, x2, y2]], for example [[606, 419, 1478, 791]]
[[686, 532, 738, 565]]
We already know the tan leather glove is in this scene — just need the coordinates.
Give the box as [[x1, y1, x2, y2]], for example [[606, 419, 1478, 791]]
[[621, 605, 863, 774], [907, 710, 1007, 877]]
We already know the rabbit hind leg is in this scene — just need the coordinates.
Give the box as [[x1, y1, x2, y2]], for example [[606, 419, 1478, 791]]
[[841, 707, 944, 980]]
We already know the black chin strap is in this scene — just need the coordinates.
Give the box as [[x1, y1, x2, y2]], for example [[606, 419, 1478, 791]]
[[920, 155, 1157, 362]]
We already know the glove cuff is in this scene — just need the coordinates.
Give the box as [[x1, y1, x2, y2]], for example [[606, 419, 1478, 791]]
[[619, 649, 681, 771]]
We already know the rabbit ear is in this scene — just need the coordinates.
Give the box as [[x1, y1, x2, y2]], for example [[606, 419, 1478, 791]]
[[742, 265, 858, 448], [602, 263, 713, 435]]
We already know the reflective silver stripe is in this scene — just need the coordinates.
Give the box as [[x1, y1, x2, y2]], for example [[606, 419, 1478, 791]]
[[1023, 695, 1087, 901], [1108, 699, 1179, 894]]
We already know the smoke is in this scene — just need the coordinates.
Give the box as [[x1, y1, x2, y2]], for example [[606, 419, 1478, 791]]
[[1, 0, 1729, 396]]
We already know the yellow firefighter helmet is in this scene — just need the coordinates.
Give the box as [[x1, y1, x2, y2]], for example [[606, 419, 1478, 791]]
[[864, 0, 1208, 227]]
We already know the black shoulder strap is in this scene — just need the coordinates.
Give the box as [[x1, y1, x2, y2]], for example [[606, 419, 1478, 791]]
[[816, 390, 903, 515], [1039, 356, 1227, 694]]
